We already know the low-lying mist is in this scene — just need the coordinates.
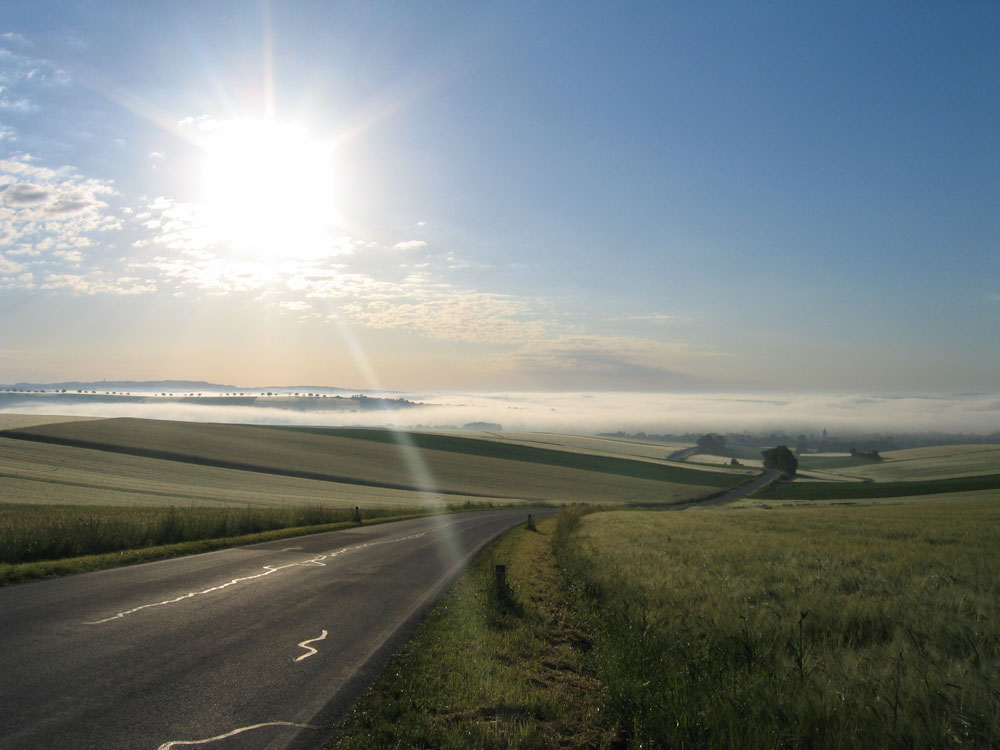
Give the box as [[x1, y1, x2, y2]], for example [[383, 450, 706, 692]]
[[3, 392, 1000, 437]]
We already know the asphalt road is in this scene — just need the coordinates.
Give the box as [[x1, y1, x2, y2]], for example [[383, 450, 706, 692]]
[[674, 468, 780, 508], [0, 509, 545, 749]]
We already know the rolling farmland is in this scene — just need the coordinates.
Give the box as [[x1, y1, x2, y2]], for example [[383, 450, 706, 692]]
[[819, 444, 1000, 481], [3, 418, 743, 507], [0, 416, 747, 576]]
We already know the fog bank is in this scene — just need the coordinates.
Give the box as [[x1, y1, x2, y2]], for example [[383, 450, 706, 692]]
[[3, 392, 1000, 436]]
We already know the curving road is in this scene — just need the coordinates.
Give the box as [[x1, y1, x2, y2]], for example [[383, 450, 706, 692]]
[[0, 510, 545, 749], [674, 468, 780, 508]]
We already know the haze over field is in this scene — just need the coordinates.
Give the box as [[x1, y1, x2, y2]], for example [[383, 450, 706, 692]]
[[5, 389, 1000, 435], [1, 3, 998, 402]]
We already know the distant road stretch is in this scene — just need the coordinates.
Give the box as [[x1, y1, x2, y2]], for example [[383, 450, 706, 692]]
[[0, 510, 546, 750], [678, 468, 780, 508]]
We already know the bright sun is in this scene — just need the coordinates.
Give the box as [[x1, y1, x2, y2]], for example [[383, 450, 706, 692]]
[[200, 119, 338, 260]]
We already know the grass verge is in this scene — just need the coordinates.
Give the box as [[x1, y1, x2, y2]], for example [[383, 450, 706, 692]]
[[326, 515, 615, 749], [0, 506, 428, 585]]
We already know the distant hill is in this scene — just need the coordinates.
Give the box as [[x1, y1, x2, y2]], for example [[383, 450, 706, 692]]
[[6, 380, 237, 393], [2, 380, 384, 395]]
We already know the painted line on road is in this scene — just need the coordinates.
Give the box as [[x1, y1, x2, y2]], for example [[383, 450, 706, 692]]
[[294, 629, 328, 662], [84, 530, 434, 625], [156, 721, 324, 749]]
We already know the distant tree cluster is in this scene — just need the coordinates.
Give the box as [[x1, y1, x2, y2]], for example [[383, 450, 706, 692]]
[[462, 422, 503, 431], [762, 445, 798, 476], [849, 448, 882, 461], [696, 433, 726, 452], [599, 428, 1000, 453]]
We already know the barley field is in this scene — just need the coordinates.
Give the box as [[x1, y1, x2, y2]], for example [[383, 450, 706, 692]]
[[556, 499, 1000, 748], [0, 502, 413, 565]]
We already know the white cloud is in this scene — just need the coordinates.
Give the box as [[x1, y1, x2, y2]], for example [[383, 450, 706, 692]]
[[615, 312, 676, 324], [53, 249, 84, 264], [345, 291, 551, 343], [505, 335, 703, 388], [0, 87, 32, 112], [0, 44, 70, 111], [38, 272, 156, 295], [0, 155, 120, 286], [393, 239, 427, 251], [177, 114, 216, 132], [0, 254, 24, 273], [1, 33, 33, 47]]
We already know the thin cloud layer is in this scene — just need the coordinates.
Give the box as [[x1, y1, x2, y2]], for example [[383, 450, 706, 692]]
[[0, 39, 69, 111]]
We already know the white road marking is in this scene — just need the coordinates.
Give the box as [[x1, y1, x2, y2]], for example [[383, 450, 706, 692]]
[[279, 546, 302, 552], [156, 721, 322, 749], [294, 629, 328, 662], [85, 531, 430, 625]]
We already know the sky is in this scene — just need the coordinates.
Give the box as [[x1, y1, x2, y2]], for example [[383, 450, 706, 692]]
[[1, 1, 998, 395]]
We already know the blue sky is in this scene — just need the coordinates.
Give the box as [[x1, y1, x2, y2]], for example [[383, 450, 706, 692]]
[[1, 2, 998, 392]]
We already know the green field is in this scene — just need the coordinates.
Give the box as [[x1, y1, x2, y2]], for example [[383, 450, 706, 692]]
[[422, 430, 696, 462], [4, 418, 741, 506], [758, 473, 1000, 501], [273, 425, 745, 486], [805, 444, 1000, 482], [797, 454, 884, 471], [0, 416, 745, 578], [0, 434, 452, 508], [555, 499, 1000, 748]]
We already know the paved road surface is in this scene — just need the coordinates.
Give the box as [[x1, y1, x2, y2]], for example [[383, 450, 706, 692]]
[[675, 468, 779, 508], [0, 510, 544, 749]]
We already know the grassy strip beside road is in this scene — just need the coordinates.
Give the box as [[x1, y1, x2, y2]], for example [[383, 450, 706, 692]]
[[760, 473, 1000, 500], [327, 516, 615, 749], [0, 504, 430, 585], [338, 500, 999, 748], [274, 426, 740, 488]]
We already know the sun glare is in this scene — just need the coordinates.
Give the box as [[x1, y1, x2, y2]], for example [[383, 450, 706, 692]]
[[200, 119, 339, 260]]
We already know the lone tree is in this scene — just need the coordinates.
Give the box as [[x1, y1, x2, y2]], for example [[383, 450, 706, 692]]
[[762, 445, 798, 476]]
